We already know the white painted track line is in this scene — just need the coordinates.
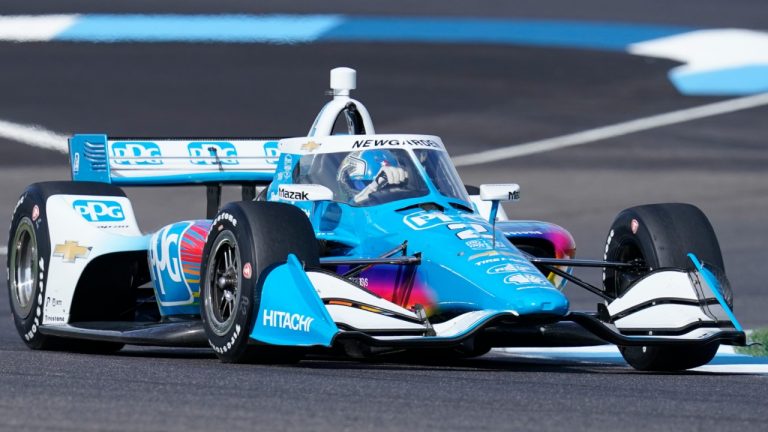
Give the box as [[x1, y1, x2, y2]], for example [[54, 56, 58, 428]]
[[453, 92, 768, 166], [495, 345, 768, 374], [3, 93, 768, 165], [0, 246, 6, 256], [0, 118, 69, 152], [0, 15, 78, 42]]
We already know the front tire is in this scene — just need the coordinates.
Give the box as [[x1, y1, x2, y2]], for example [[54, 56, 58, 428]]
[[603, 203, 729, 371], [200, 201, 319, 363]]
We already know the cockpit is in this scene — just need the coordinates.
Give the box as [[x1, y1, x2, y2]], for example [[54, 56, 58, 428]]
[[291, 146, 470, 207]]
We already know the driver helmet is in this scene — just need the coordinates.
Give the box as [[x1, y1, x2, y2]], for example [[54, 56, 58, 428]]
[[338, 150, 399, 192]]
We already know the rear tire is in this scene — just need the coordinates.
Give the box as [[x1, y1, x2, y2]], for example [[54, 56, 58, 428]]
[[603, 203, 729, 371], [7, 182, 126, 353], [200, 201, 319, 363]]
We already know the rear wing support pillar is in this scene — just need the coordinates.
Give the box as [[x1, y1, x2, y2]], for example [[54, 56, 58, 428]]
[[206, 184, 222, 219]]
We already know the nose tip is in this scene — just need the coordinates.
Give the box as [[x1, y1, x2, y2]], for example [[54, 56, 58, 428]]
[[510, 288, 569, 316]]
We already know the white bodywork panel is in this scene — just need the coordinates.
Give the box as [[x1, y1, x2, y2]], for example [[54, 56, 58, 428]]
[[106, 138, 279, 180], [608, 271, 699, 315], [613, 304, 712, 330], [325, 306, 425, 331], [42, 194, 148, 325], [479, 184, 521, 202], [607, 270, 732, 337], [373, 310, 518, 341], [307, 271, 426, 332]]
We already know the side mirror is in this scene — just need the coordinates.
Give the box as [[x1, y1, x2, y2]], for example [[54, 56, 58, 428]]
[[478, 184, 520, 239], [277, 184, 334, 202], [479, 184, 520, 202]]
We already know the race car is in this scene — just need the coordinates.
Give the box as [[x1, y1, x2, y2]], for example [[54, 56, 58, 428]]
[[7, 67, 745, 371]]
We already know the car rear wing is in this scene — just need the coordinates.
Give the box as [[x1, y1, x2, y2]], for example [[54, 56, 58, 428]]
[[69, 134, 281, 186]]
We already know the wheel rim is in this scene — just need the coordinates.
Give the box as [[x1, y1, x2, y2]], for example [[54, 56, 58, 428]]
[[609, 238, 646, 297], [204, 232, 242, 337], [10, 218, 38, 319]]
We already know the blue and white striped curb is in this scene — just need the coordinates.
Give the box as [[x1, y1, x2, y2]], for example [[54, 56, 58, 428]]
[[1, 14, 766, 95], [494, 345, 768, 374]]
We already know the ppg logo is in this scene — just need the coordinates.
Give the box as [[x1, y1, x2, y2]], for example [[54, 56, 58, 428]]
[[402, 211, 455, 230], [73, 200, 125, 222], [111, 141, 163, 165], [188, 142, 238, 165], [263, 141, 279, 164]]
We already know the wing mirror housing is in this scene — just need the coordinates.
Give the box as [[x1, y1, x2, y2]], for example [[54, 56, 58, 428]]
[[478, 184, 520, 242], [277, 184, 334, 202], [479, 184, 520, 202], [276, 184, 335, 228]]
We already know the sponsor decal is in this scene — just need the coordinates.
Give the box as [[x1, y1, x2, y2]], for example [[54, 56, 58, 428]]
[[504, 230, 543, 236], [72, 200, 125, 223], [278, 187, 309, 201], [402, 211, 455, 230], [73, 152, 80, 174], [13, 195, 24, 216], [111, 141, 163, 165], [150, 223, 185, 299], [349, 277, 369, 288], [45, 296, 63, 308], [351, 138, 441, 149], [631, 219, 639, 234], [602, 229, 614, 282], [210, 324, 241, 355], [212, 212, 238, 227], [504, 273, 548, 285], [149, 221, 211, 306], [487, 263, 525, 274], [53, 240, 92, 263], [263, 141, 280, 164], [188, 141, 238, 165], [508, 190, 521, 201], [467, 250, 517, 261], [448, 222, 492, 240], [301, 141, 322, 152], [243, 262, 253, 279], [262, 309, 314, 332], [465, 239, 493, 251], [473, 254, 531, 267], [27, 257, 50, 333], [31, 205, 40, 222]]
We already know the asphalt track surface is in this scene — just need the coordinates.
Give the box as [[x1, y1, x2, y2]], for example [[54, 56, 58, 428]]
[[1, 1, 767, 431]]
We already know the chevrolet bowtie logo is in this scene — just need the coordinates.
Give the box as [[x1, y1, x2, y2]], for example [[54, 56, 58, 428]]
[[301, 141, 321, 152], [53, 241, 92, 263]]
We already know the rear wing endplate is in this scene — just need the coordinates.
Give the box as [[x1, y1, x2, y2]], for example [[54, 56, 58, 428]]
[[69, 134, 281, 186]]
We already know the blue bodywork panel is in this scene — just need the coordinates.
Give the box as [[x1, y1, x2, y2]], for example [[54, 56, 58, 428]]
[[688, 253, 743, 332], [251, 255, 339, 346], [148, 220, 212, 316], [267, 148, 570, 320]]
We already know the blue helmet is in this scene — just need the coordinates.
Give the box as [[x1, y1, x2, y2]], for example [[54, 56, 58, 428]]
[[339, 150, 399, 190]]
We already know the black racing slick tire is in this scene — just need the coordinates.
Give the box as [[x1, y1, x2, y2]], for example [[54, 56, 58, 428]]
[[200, 201, 319, 363], [603, 203, 730, 371], [7, 182, 125, 353]]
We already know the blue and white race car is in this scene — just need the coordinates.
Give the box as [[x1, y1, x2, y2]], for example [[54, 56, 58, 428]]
[[7, 68, 745, 371]]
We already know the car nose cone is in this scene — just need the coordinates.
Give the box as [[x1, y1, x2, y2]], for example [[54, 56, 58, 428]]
[[505, 288, 570, 316]]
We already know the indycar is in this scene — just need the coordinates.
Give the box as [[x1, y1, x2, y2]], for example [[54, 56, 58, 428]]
[[7, 67, 745, 371]]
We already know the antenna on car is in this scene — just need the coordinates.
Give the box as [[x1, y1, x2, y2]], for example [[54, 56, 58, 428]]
[[330, 67, 356, 99]]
